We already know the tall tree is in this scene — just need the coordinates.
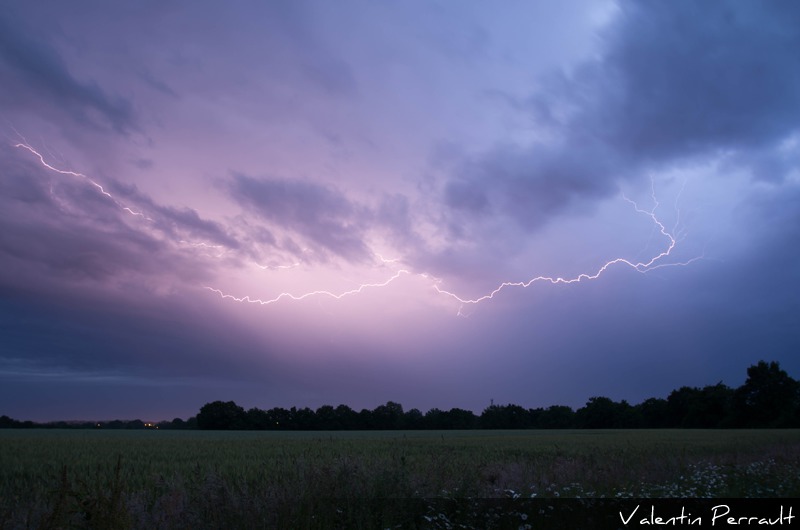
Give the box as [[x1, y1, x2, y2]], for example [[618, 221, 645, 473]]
[[684, 383, 734, 428], [733, 361, 799, 427]]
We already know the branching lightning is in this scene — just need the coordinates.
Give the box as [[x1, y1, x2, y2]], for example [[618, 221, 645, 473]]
[[11, 135, 702, 315], [13, 140, 152, 221], [205, 189, 701, 313], [432, 190, 702, 310]]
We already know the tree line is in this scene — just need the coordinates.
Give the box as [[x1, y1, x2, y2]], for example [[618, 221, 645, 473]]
[[2, 361, 799, 430]]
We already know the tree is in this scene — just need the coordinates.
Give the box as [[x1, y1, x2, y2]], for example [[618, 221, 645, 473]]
[[334, 404, 359, 430], [636, 398, 669, 428], [246, 407, 271, 430], [684, 383, 733, 428], [480, 404, 530, 429], [292, 407, 317, 430], [372, 401, 404, 429], [266, 407, 291, 429], [155, 418, 187, 430], [423, 408, 444, 429], [576, 397, 635, 428], [443, 408, 478, 429], [666, 386, 699, 427], [315, 405, 339, 430], [403, 408, 424, 429], [733, 361, 799, 427], [197, 401, 246, 430], [0, 415, 19, 428], [535, 405, 575, 429]]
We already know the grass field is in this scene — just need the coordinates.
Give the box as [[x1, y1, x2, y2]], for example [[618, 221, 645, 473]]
[[1, 429, 799, 529]]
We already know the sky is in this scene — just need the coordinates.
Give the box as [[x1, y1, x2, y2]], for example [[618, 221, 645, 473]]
[[1, 1, 799, 422]]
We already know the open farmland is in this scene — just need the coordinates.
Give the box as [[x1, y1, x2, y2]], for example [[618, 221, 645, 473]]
[[2, 429, 799, 529]]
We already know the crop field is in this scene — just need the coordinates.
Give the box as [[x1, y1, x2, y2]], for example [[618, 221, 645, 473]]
[[1, 429, 799, 529]]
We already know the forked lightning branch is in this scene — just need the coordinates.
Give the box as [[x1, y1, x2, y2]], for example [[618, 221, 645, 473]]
[[13, 140, 702, 314]]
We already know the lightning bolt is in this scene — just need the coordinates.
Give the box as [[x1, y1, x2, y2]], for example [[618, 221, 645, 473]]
[[13, 140, 152, 221], [205, 190, 700, 314], [204, 270, 410, 305], [432, 191, 702, 310], [178, 240, 231, 258], [10, 134, 701, 315]]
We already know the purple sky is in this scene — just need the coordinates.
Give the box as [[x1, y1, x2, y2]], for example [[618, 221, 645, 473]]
[[2, 1, 799, 422]]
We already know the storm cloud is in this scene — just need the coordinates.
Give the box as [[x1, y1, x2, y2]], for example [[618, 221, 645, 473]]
[[1, 1, 798, 421], [0, 10, 136, 134], [229, 173, 375, 262], [442, 1, 800, 235]]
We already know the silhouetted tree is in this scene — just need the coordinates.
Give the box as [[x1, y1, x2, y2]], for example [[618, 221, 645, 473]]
[[666, 386, 698, 427], [246, 408, 271, 430], [423, 408, 444, 429], [372, 401, 404, 429], [315, 405, 339, 430], [480, 404, 530, 429], [535, 405, 576, 429], [102, 359, 800, 431], [636, 398, 669, 428], [197, 401, 246, 430], [292, 407, 317, 430], [266, 407, 291, 429], [733, 361, 799, 427], [576, 397, 635, 428], [444, 408, 478, 429], [684, 383, 733, 428], [404, 408, 424, 429], [0, 415, 19, 428], [156, 418, 188, 430], [334, 404, 359, 429]]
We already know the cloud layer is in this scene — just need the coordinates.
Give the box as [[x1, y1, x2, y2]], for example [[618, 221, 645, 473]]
[[1, 1, 799, 421]]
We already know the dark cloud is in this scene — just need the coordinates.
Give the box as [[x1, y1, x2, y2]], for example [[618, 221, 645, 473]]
[[0, 147, 217, 293], [0, 11, 136, 134], [376, 193, 418, 249], [0, 285, 288, 421], [265, 1, 360, 98], [2, 1, 798, 423], [593, 2, 800, 160], [0, 289, 260, 381], [447, 143, 618, 232], [444, 180, 490, 215], [155, 206, 240, 250], [443, 1, 800, 232], [94, 179, 241, 251], [229, 173, 371, 262]]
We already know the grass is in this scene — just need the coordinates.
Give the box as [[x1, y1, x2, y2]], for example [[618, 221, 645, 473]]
[[1, 429, 799, 529]]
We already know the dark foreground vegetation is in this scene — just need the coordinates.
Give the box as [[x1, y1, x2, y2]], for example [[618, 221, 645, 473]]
[[3, 362, 798, 529], [1, 429, 799, 529], [3, 360, 798, 431]]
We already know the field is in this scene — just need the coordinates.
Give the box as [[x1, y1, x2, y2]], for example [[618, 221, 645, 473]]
[[1, 429, 799, 529]]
